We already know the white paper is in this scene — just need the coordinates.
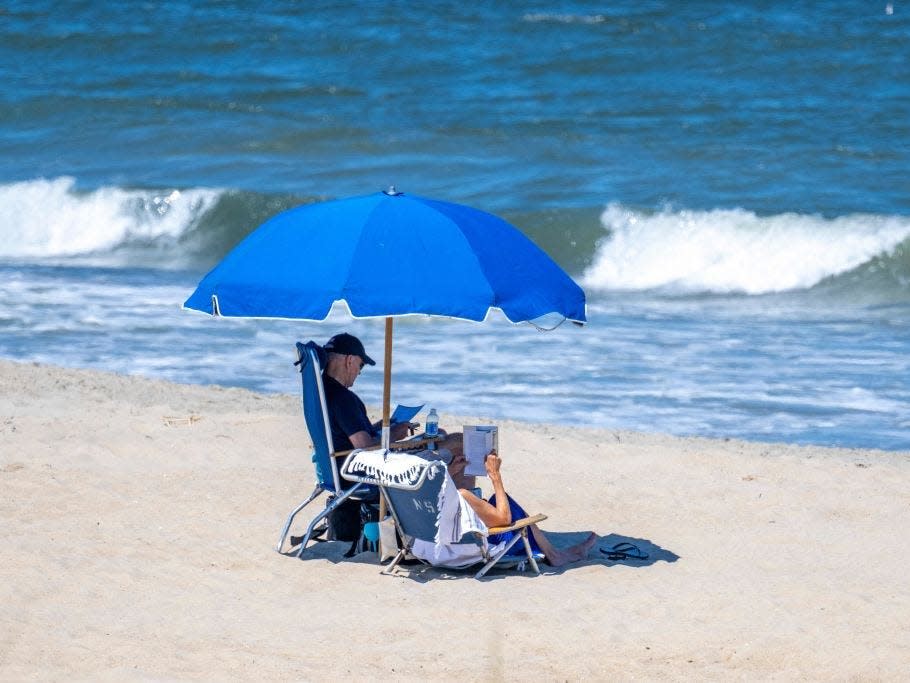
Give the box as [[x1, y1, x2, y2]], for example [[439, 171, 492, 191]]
[[463, 425, 498, 477]]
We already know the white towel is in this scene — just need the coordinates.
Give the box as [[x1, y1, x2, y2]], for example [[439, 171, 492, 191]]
[[410, 473, 507, 568], [342, 449, 430, 488]]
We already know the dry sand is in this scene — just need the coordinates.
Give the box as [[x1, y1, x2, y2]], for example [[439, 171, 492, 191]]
[[1, 359, 908, 681]]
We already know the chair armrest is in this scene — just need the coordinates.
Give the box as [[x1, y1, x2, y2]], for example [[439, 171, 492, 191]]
[[488, 513, 547, 535], [331, 434, 442, 458], [388, 435, 444, 451]]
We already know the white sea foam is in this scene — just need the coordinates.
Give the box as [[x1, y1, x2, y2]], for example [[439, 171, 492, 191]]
[[522, 12, 607, 24], [583, 204, 910, 295], [0, 177, 221, 257]]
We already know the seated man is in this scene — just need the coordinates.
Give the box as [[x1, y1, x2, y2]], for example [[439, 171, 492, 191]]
[[322, 332, 474, 488]]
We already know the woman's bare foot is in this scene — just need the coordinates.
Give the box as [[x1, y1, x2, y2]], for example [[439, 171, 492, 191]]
[[578, 532, 599, 556], [550, 532, 598, 566], [531, 529, 599, 567]]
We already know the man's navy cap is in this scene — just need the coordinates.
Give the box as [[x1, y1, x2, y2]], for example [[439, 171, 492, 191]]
[[324, 333, 376, 366]]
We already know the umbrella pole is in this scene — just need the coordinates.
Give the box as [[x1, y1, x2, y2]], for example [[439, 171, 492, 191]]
[[381, 316, 393, 450], [378, 317, 393, 559]]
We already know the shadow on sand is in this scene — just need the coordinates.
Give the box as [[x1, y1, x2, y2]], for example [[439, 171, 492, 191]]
[[282, 530, 679, 582], [505, 530, 680, 576], [589, 532, 680, 568]]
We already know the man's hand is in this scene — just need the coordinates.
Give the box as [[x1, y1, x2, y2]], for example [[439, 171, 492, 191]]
[[390, 421, 411, 442]]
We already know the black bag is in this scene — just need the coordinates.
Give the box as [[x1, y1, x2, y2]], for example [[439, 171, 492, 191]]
[[325, 496, 361, 542]]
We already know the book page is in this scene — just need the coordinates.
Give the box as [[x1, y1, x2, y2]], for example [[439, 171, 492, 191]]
[[463, 425, 498, 477]]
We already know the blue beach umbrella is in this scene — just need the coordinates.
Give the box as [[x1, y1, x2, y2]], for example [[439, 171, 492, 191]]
[[184, 188, 586, 446]]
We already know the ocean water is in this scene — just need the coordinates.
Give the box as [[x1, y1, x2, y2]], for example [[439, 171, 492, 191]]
[[1, 2, 908, 450]]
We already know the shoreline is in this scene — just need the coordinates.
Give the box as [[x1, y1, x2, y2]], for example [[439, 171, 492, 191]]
[[3, 357, 905, 455], [2, 359, 908, 679]]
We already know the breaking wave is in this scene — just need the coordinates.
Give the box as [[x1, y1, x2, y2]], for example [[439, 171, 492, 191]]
[[0, 177, 306, 269], [4, 177, 909, 301], [583, 203, 910, 296]]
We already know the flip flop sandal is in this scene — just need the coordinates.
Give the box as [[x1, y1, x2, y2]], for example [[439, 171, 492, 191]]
[[610, 542, 640, 554], [600, 542, 648, 561]]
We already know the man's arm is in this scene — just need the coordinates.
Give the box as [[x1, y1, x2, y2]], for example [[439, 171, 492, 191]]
[[348, 430, 375, 449], [349, 421, 412, 449]]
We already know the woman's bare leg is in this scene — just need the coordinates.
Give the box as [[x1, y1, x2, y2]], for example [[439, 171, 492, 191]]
[[451, 450, 597, 566]]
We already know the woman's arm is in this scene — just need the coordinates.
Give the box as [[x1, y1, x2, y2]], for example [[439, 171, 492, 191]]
[[458, 452, 512, 527]]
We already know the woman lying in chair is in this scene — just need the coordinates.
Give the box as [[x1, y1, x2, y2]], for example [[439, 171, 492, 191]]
[[458, 452, 598, 567]]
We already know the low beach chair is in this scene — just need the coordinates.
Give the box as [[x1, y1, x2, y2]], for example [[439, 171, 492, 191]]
[[275, 340, 376, 556], [341, 450, 547, 579]]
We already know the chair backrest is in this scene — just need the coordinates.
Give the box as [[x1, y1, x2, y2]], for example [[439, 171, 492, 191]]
[[342, 450, 447, 541], [343, 450, 492, 568], [384, 464, 448, 543], [341, 449, 484, 549], [295, 340, 341, 492]]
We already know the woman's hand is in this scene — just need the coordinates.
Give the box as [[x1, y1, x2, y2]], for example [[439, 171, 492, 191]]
[[484, 450, 502, 477], [475, 450, 511, 526]]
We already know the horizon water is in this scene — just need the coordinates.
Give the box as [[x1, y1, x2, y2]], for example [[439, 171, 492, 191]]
[[1, 2, 908, 450]]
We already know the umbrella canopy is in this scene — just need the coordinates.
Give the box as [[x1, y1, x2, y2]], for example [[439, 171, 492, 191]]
[[184, 188, 586, 448], [184, 189, 586, 325]]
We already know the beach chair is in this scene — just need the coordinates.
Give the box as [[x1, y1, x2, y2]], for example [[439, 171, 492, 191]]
[[275, 340, 377, 556], [341, 450, 547, 579]]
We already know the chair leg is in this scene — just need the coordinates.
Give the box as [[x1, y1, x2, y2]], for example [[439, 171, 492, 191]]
[[296, 482, 365, 558], [276, 484, 323, 553], [380, 547, 408, 575], [475, 532, 524, 579], [520, 529, 542, 575]]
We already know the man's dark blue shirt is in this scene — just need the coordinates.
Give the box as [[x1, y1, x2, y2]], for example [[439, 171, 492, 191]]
[[322, 373, 377, 452]]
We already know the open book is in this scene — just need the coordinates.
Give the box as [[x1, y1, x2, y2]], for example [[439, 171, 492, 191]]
[[463, 425, 498, 477]]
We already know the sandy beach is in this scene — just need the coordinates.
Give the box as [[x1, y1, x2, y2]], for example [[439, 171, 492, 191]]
[[1, 358, 908, 680]]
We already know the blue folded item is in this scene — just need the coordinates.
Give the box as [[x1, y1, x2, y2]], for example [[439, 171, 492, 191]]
[[486, 494, 543, 556]]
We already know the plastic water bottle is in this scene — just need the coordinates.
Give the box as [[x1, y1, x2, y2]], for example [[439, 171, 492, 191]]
[[425, 408, 439, 438]]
